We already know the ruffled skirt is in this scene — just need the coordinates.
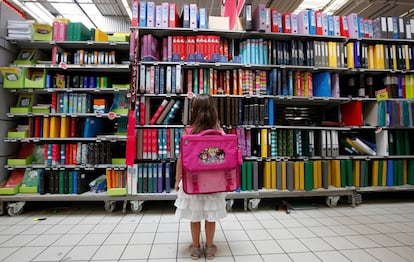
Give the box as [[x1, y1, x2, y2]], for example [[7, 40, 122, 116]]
[[174, 182, 227, 222]]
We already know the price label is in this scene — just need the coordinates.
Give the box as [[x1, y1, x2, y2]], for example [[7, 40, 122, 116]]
[[108, 111, 116, 120], [375, 88, 388, 101]]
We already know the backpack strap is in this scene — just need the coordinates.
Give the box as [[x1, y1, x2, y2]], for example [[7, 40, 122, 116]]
[[192, 173, 199, 194], [225, 170, 233, 191]]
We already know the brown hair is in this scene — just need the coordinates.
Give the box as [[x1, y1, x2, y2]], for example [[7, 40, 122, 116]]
[[189, 94, 221, 134]]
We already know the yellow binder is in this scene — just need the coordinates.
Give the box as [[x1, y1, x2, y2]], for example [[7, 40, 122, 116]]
[[261, 129, 268, 158], [299, 161, 305, 190], [42, 117, 50, 138], [354, 160, 360, 187], [346, 42, 354, 69], [281, 161, 287, 190], [264, 161, 271, 189], [372, 160, 379, 187]]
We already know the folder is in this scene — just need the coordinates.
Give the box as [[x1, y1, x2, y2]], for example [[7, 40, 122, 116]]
[[270, 161, 276, 189], [315, 11, 323, 35], [281, 161, 287, 190], [353, 160, 360, 187], [340, 16, 349, 37], [252, 161, 258, 190], [304, 161, 313, 191], [294, 161, 300, 190], [276, 161, 282, 190], [244, 5, 253, 31], [308, 9, 316, 35], [263, 161, 271, 189], [322, 160, 329, 189], [253, 4, 267, 31], [297, 10, 309, 34], [282, 13, 291, 33], [340, 101, 363, 126], [347, 13, 359, 38]]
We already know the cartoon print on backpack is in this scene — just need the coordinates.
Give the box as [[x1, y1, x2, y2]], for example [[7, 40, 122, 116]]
[[199, 147, 225, 164]]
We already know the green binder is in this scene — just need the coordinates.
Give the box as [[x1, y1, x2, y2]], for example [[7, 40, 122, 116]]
[[304, 161, 313, 191]]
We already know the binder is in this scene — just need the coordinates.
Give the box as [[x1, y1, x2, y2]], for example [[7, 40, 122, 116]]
[[304, 161, 313, 191], [253, 4, 267, 31], [270, 161, 276, 189], [308, 9, 316, 35], [252, 161, 258, 190], [276, 161, 282, 190], [270, 8, 279, 32], [244, 5, 253, 31], [282, 13, 291, 33], [340, 16, 349, 37], [347, 13, 359, 38], [322, 160, 329, 189], [315, 10, 323, 35], [286, 161, 294, 191]]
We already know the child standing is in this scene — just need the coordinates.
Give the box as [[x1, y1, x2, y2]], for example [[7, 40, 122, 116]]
[[174, 94, 227, 260]]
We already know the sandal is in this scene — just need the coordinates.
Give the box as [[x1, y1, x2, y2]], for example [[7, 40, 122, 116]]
[[188, 245, 202, 260], [205, 244, 217, 260]]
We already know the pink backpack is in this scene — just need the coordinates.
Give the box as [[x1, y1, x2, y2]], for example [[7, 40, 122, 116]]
[[180, 129, 242, 194]]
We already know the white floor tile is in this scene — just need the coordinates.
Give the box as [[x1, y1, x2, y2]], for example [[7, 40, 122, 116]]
[[157, 222, 179, 232], [92, 223, 117, 234], [0, 235, 13, 245], [112, 223, 138, 233], [300, 237, 334, 251], [52, 234, 86, 246], [366, 234, 405, 247], [344, 235, 382, 248], [288, 227, 317, 238], [26, 234, 61, 246], [153, 232, 179, 244], [364, 247, 409, 262], [32, 246, 73, 261], [136, 222, 159, 232], [347, 224, 379, 235], [333, 216, 360, 225], [322, 236, 358, 250], [278, 219, 303, 228], [241, 220, 264, 230], [259, 219, 284, 229], [369, 223, 403, 234], [328, 225, 359, 236], [149, 243, 177, 259], [2, 246, 45, 262], [288, 252, 322, 262], [44, 224, 74, 234], [245, 229, 273, 240], [67, 223, 95, 234], [339, 249, 379, 262], [224, 229, 249, 241], [214, 241, 232, 257], [121, 244, 152, 260], [313, 217, 343, 226], [0, 247, 19, 261], [295, 218, 323, 227], [308, 226, 339, 237], [233, 254, 264, 261], [1, 234, 37, 247], [129, 232, 156, 244], [18, 224, 53, 234], [103, 233, 132, 245], [219, 220, 243, 230], [0, 225, 31, 235], [252, 239, 284, 254], [63, 245, 100, 261], [387, 233, 414, 245], [91, 245, 126, 260], [277, 239, 309, 253], [267, 228, 296, 240], [314, 250, 350, 262], [228, 240, 258, 255], [262, 253, 293, 262], [388, 246, 414, 261], [77, 233, 108, 246]]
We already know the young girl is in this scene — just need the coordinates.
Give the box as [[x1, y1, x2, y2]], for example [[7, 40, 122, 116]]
[[174, 94, 227, 260]]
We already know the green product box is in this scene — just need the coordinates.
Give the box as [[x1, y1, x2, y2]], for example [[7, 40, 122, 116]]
[[0, 185, 20, 195], [33, 23, 52, 41], [107, 188, 127, 196], [7, 129, 28, 138], [0, 67, 25, 88], [7, 155, 33, 166], [10, 107, 31, 114], [24, 69, 46, 89], [19, 169, 40, 193], [13, 49, 39, 65], [111, 158, 126, 165]]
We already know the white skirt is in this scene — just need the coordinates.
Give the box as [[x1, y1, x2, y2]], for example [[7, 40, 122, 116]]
[[174, 181, 227, 222]]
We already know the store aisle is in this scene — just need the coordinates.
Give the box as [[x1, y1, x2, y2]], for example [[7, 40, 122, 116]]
[[0, 198, 414, 262]]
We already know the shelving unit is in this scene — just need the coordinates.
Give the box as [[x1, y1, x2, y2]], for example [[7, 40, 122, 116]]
[[0, 38, 132, 216], [2, 3, 414, 216]]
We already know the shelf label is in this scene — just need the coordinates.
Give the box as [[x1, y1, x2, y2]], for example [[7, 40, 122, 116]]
[[375, 88, 389, 101]]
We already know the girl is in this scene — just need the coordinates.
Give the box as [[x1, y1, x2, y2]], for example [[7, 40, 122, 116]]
[[174, 94, 227, 260]]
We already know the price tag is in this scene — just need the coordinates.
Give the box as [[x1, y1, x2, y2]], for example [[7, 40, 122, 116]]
[[375, 88, 388, 101], [108, 111, 116, 120], [59, 62, 68, 70]]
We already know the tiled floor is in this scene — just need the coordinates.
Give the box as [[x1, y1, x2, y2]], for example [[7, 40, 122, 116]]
[[0, 197, 414, 262]]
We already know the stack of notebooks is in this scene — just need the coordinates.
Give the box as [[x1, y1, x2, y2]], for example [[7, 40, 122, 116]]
[[7, 20, 34, 40]]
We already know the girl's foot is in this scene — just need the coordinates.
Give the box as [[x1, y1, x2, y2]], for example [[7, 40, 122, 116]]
[[188, 245, 202, 260], [205, 244, 217, 260]]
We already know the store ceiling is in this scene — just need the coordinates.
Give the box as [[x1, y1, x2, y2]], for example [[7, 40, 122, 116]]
[[8, 0, 414, 33]]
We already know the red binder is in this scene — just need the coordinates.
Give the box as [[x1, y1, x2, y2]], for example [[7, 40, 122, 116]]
[[340, 101, 363, 126], [282, 13, 291, 33]]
